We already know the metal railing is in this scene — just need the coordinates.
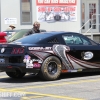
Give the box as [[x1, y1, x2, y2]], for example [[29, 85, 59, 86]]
[[79, 14, 100, 40], [79, 19, 91, 33]]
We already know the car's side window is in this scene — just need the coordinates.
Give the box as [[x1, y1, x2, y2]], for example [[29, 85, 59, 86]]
[[81, 38, 90, 45], [63, 35, 91, 45], [63, 35, 75, 45], [74, 36, 83, 45]]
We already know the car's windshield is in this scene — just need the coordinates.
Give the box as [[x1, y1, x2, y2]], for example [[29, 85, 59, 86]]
[[12, 33, 52, 44], [8, 29, 29, 42]]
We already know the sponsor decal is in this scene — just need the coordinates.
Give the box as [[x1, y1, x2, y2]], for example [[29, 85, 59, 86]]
[[33, 62, 41, 68], [68, 70, 77, 72], [28, 47, 52, 50], [81, 51, 93, 60], [1, 48, 5, 53], [61, 70, 68, 73], [67, 69, 82, 72], [77, 69, 82, 72], [0, 58, 5, 64], [23, 55, 42, 68], [70, 70, 77, 72]]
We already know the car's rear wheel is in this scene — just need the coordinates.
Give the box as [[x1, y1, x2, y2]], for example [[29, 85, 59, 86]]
[[39, 56, 61, 81], [6, 70, 26, 78]]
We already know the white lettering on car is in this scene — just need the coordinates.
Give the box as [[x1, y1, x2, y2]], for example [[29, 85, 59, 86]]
[[28, 47, 52, 50]]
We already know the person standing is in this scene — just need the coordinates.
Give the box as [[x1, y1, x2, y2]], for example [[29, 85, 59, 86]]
[[4, 25, 16, 37], [9, 25, 16, 30], [24, 21, 41, 36], [6, 25, 16, 31]]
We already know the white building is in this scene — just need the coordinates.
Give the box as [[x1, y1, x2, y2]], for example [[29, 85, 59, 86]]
[[0, 0, 100, 42]]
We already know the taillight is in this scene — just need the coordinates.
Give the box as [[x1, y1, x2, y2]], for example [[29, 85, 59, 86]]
[[11, 48, 24, 54]]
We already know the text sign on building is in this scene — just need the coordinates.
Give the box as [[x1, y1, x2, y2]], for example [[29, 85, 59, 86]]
[[36, 0, 77, 22], [36, 0, 77, 5], [4, 18, 17, 24]]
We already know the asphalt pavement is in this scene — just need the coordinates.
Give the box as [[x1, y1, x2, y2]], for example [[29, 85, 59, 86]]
[[0, 72, 100, 100]]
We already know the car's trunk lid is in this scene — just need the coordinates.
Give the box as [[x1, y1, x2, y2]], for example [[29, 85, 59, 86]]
[[0, 43, 25, 55]]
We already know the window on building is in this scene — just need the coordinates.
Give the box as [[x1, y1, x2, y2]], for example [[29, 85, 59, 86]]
[[82, 3, 85, 29], [89, 3, 96, 29], [20, 0, 32, 24]]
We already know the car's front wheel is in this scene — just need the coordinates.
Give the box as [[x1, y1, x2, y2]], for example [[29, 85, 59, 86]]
[[6, 70, 26, 78], [39, 56, 61, 81]]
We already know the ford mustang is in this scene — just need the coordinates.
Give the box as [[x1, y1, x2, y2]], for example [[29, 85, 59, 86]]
[[0, 32, 100, 81]]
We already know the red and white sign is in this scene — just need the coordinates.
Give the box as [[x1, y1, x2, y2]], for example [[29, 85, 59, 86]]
[[36, 0, 77, 6], [36, 0, 77, 22]]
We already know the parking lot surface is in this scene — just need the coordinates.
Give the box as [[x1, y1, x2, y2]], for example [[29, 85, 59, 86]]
[[0, 72, 100, 100]]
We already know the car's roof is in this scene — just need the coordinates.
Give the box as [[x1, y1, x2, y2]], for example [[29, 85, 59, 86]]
[[11, 31, 82, 44], [13, 31, 98, 45], [19, 31, 81, 40], [21, 31, 81, 41], [37, 31, 80, 36]]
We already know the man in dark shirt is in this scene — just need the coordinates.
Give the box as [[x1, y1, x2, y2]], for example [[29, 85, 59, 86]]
[[24, 21, 40, 36]]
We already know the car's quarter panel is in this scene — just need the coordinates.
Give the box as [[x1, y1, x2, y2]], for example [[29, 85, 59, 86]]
[[26, 46, 54, 69]]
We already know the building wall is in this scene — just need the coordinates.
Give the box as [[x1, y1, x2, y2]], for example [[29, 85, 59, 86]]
[[1, 0, 81, 32], [1, 0, 32, 31], [1, 0, 20, 31]]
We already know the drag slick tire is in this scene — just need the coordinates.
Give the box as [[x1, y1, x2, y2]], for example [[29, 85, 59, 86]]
[[6, 70, 26, 78], [39, 56, 61, 81]]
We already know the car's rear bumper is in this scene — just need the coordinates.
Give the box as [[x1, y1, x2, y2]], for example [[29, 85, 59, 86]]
[[0, 63, 40, 73]]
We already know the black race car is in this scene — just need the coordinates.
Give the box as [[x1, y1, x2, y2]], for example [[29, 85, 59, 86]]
[[0, 32, 100, 81]]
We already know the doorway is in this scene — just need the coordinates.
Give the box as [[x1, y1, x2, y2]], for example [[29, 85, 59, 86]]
[[82, 0, 99, 33]]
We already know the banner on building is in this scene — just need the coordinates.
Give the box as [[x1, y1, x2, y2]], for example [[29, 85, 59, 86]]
[[36, 0, 77, 22], [4, 18, 17, 24]]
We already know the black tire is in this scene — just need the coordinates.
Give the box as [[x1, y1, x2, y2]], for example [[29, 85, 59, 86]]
[[6, 70, 26, 78], [39, 56, 61, 81]]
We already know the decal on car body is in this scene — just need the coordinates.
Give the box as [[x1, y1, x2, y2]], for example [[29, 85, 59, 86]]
[[28, 47, 52, 51], [81, 51, 94, 60], [52, 44, 73, 69], [1, 48, 5, 53], [23, 55, 42, 68]]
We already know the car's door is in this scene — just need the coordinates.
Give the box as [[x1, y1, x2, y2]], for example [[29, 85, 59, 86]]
[[63, 34, 100, 64]]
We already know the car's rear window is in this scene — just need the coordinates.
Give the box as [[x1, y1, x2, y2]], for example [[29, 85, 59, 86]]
[[8, 29, 29, 42], [12, 33, 53, 44]]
